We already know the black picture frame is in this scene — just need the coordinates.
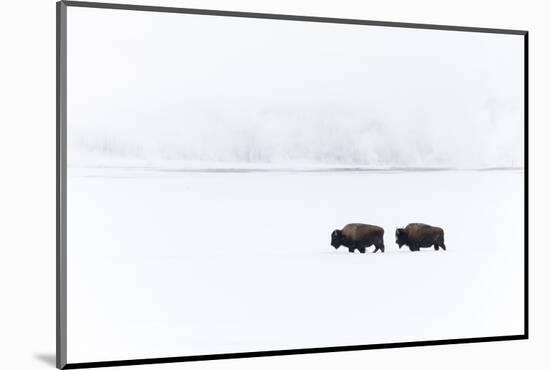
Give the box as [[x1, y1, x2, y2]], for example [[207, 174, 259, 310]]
[[56, 1, 529, 368]]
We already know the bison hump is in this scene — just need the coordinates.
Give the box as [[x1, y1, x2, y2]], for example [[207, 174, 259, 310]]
[[405, 223, 442, 241], [406, 223, 431, 230], [341, 223, 382, 240]]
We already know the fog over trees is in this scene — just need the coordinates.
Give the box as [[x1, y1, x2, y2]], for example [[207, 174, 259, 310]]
[[67, 7, 524, 169]]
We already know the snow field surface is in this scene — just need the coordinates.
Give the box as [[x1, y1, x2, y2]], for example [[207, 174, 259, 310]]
[[67, 168, 524, 362]]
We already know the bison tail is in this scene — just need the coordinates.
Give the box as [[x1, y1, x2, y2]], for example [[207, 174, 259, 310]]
[[436, 230, 445, 243], [436, 231, 446, 250]]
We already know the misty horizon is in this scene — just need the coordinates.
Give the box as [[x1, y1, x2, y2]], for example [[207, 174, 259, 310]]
[[67, 7, 524, 170]]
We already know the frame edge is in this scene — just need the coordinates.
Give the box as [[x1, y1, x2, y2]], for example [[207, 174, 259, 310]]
[[523, 31, 529, 339], [58, 2, 530, 368], [62, 0, 527, 35], [63, 335, 528, 369], [56, 1, 68, 369]]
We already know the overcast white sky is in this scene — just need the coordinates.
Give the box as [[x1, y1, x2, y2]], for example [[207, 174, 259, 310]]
[[67, 6, 524, 168]]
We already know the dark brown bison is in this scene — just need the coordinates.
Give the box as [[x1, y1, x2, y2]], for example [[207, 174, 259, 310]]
[[395, 223, 446, 251], [331, 223, 385, 253]]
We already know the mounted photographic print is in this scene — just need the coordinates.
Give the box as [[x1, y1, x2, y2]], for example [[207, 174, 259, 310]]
[[56, 1, 528, 368]]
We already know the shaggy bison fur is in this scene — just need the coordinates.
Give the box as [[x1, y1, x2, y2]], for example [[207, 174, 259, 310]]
[[395, 223, 446, 252]]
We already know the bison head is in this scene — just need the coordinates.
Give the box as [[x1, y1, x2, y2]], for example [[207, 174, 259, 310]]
[[331, 229, 343, 249], [395, 228, 407, 248]]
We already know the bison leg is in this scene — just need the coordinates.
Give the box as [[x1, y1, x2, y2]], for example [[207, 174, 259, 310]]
[[358, 247, 366, 254], [348, 247, 355, 253], [374, 243, 385, 253], [409, 245, 420, 252], [434, 244, 440, 251], [439, 243, 446, 251]]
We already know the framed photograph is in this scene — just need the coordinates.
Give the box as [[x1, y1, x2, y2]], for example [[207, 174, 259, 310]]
[[57, 1, 528, 368]]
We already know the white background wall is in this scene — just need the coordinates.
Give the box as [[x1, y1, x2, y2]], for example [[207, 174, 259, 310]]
[[0, 0, 546, 369]]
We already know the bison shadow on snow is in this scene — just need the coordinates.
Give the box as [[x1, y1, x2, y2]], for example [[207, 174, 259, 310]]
[[331, 223, 385, 253]]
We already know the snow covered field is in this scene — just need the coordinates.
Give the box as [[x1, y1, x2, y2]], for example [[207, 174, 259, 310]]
[[67, 168, 524, 363]]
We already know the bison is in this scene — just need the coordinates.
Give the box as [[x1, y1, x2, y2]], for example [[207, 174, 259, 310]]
[[395, 223, 446, 251], [331, 223, 385, 253]]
